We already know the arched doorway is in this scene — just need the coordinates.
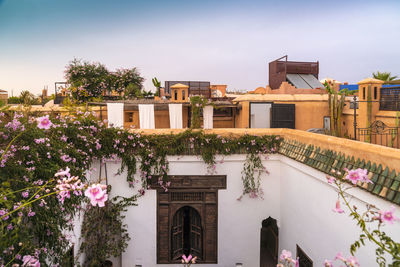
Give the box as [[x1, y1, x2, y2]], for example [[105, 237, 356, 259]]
[[171, 206, 203, 261], [260, 217, 279, 267]]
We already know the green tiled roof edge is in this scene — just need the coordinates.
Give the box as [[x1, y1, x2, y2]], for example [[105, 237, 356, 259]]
[[279, 139, 400, 206]]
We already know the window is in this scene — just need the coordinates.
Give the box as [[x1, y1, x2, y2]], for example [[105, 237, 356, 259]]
[[297, 245, 313, 267], [182, 90, 186, 100], [171, 206, 202, 261], [363, 87, 366, 100], [174, 90, 178, 100], [155, 175, 226, 264], [214, 107, 233, 117], [125, 112, 134, 123], [374, 87, 378, 100], [323, 116, 331, 131]]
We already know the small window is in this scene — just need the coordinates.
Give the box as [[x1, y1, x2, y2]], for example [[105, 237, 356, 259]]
[[125, 112, 134, 123], [363, 87, 366, 100], [374, 87, 377, 100], [323, 116, 331, 131], [182, 90, 185, 100], [174, 90, 178, 100], [297, 245, 313, 267], [214, 107, 233, 117]]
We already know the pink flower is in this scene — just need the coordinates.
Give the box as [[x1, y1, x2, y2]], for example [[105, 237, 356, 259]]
[[346, 256, 360, 266], [332, 200, 344, 213], [379, 206, 399, 224], [345, 168, 370, 184], [22, 255, 40, 266], [181, 254, 193, 263], [36, 115, 52, 130], [279, 249, 292, 261], [55, 167, 70, 177], [324, 259, 333, 267], [84, 184, 108, 207], [327, 176, 335, 184], [335, 252, 346, 261]]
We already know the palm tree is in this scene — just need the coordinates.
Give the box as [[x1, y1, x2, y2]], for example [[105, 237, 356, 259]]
[[372, 71, 398, 82], [20, 90, 36, 105]]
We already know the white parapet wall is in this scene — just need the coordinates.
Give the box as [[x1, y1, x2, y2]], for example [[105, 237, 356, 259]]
[[77, 154, 400, 267]]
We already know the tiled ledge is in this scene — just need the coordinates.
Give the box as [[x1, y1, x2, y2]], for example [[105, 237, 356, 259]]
[[129, 128, 400, 173]]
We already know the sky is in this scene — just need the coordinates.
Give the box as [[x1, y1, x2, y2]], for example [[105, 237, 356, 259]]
[[0, 0, 399, 96]]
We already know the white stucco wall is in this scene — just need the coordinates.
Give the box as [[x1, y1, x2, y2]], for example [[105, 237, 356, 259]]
[[79, 154, 400, 267], [278, 157, 400, 266]]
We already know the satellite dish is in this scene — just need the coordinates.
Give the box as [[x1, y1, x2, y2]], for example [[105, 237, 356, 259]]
[[212, 90, 223, 97]]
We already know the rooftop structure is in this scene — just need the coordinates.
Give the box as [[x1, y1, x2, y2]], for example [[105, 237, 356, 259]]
[[269, 55, 323, 90]]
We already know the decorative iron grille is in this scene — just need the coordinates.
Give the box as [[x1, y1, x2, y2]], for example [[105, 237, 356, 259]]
[[380, 87, 400, 111], [357, 120, 400, 149], [171, 192, 204, 202]]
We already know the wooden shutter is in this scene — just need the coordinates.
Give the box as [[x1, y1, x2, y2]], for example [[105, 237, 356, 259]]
[[171, 208, 184, 260], [190, 208, 203, 259], [271, 103, 295, 129]]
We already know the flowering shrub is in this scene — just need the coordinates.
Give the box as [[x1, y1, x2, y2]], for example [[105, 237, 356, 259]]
[[326, 168, 400, 266], [0, 108, 281, 266], [65, 59, 109, 102], [113, 68, 145, 95], [0, 111, 115, 266], [65, 59, 147, 103]]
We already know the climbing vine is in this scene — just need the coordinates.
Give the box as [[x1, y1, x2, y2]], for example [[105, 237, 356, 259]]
[[0, 108, 281, 266], [189, 95, 210, 128]]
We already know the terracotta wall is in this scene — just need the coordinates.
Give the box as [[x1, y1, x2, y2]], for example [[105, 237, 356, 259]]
[[251, 82, 326, 95], [235, 100, 330, 130], [276, 101, 329, 130]]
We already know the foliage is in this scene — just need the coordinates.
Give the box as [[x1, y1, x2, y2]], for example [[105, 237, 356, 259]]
[[7, 91, 40, 105], [152, 77, 161, 97], [64, 59, 147, 103], [339, 88, 358, 96], [8, 96, 21, 104], [0, 111, 112, 266], [324, 81, 345, 137], [78, 195, 135, 267], [373, 71, 398, 82], [113, 68, 145, 96], [328, 169, 400, 266], [189, 95, 210, 129], [0, 108, 282, 266], [65, 59, 109, 102]]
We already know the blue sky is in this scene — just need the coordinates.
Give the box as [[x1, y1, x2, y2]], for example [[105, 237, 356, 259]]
[[0, 0, 399, 96]]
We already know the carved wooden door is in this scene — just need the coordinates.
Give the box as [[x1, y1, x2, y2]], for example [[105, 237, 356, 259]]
[[260, 217, 279, 267], [189, 208, 202, 259], [171, 208, 184, 260]]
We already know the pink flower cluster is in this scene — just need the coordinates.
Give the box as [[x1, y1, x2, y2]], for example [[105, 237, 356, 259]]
[[344, 168, 371, 185], [54, 167, 85, 203], [277, 250, 299, 267], [181, 254, 197, 266], [84, 184, 108, 207], [22, 255, 40, 266], [323, 252, 359, 267]]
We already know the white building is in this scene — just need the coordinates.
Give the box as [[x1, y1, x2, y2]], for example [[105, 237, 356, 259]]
[[73, 129, 400, 267]]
